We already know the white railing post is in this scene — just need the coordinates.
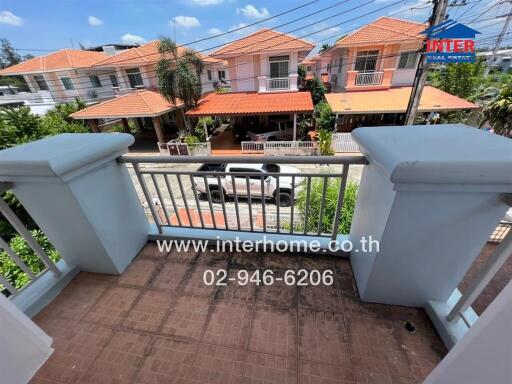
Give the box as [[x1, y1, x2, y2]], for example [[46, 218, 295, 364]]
[[0, 133, 149, 275], [257, 76, 267, 92]]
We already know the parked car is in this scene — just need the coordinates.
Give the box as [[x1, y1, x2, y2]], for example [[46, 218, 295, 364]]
[[247, 120, 294, 142], [193, 163, 303, 206]]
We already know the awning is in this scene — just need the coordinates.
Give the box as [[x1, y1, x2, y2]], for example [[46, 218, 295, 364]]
[[70, 90, 183, 120], [325, 86, 479, 115], [186, 91, 313, 117]]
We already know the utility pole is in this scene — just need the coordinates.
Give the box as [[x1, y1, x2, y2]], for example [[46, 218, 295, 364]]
[[483, 4, 512, 76], [404, 0, 450, 125]]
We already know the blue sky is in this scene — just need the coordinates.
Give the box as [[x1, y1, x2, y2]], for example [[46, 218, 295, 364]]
[[0, 0, 506, 58]]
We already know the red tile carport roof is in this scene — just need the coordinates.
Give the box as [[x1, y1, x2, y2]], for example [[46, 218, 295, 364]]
[[186, 91, 314, 116], [70, 90, 183, 119]]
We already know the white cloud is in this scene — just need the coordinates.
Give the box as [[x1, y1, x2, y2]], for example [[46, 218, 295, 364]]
[[190, 0, 224, 5], [0, 11, 23, 26], [171, 16, 201, 29], [121, 33, 146, 45], [312, 23, 341, 38], [236, 4, 269, 19], [88, 16, 103, 27], [208, 27, 223, 35]]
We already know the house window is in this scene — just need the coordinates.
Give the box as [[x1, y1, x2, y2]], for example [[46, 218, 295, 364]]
[[110, 75, 119, 87], [398, 51, 418, 69], [207, 70, 212, 81], [306, 66, 312, 72], [89, 75, 102, 88], [33, 75, 49, 91], [354, 50, 379, 72], [60, 77, 75, 91], [218, 70, 226, 80], [269, 55, 289, 79], [126, 68, 144, 88], [338, 56, 343, 73]]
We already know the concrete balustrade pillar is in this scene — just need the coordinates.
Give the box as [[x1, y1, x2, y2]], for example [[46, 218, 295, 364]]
[[289, 74, 299, 91], [0, 133, 149, 274], [349, 124, 512, 307], [257, 76, 267, 93]]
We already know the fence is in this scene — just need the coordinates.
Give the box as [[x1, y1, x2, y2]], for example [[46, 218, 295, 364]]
[[332, 133, 360, 153], [159, 142, 211, 156], [241, 141, 318, 156], [0, 185, 60, 298], [120, 155, 367, 240], [355, 71, 384, 86], [241, 141, 265, 154]]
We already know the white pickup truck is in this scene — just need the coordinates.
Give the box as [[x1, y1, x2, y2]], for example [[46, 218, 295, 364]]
[[247, 120, 294, 142], [193, 163, 303, 207]]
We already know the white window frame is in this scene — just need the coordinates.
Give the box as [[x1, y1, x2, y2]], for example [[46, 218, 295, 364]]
[[125, 67, 144, 88], [396, 51, 419, 70], [268, 55, 289, 79], [353, 49, 379, 72], [33, 75, 49, 91], [60, 76, 76, 91], [89, 75, 102, 88]]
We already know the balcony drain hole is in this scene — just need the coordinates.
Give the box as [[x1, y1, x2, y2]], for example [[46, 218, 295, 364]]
[[405, 321, 416, 333]]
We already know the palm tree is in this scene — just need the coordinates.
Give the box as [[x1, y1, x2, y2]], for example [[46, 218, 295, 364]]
[[318, 43, 332, 53], [156, 37, 204, 110], [482, 82, 512, 137]]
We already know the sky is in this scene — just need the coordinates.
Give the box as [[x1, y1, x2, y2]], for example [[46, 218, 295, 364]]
[[0, 0, 507, 58]]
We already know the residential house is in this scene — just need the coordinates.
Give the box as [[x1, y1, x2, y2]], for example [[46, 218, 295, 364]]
[[478, 48, 512, 73], [313, 17, 479, 130]]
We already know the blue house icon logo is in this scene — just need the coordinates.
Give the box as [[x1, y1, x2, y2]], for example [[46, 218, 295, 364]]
[[421, 19, 480, 63]]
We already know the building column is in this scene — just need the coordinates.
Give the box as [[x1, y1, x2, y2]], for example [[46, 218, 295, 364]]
[[152, 116, 166, 144], [121, 118, 130, 133], [88, 119, 100, 133]]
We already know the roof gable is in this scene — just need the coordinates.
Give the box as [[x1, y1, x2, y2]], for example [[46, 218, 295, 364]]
[[212, 28, 314, 57]]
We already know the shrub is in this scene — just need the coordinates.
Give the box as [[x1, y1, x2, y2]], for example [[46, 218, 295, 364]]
[[304, 77, 326, 105], [194, 116, 214, 141], [317, 128, 335, 156], [295, 177, 358, 235], [0, 230, 60, 292], [184, 134, 200, 145], [314, 101, 334, 131]]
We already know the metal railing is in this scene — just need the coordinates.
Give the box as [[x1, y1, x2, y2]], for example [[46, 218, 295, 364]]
[[120, 155, 367, 240], [332, 133, 361, 153], [355, 71, 384, 86], [241, 141, 265, 154], [0, 186, 60, 298], [267, 77, 289, 90]]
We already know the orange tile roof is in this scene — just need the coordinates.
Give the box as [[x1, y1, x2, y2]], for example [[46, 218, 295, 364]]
[[336, 17, 425, 47], [93, 40, 218, 67], [186, 91, 313, 116], [70, 90, 183, 119], [325, 86, 479, 114], [211, 28, 314, 57], [0, 49, 109, 75]]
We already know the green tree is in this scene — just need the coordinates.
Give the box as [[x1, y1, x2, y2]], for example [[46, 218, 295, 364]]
[[317, 128, 335, 156], [318, 43, 331, 53], [430, 61, 485, 100], [482, 82, 512, 137], [0, 38, 31, 90], [314, 101, 334, 131], [304, 77, 326, 105], [156, 37, 204, 110]]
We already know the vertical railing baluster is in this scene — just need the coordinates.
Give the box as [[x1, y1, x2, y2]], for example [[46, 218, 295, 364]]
[[0, 237, 36, 280], [331, 164, 350, 239], [0, 273, 16, 296], [177, 174, 193, 227], [163, 174, 182, 227], [290, 175, 295, 234], [317, 175, 329, 235], [189, 174, 205, 229], [303, 176, 312, 235], [134, 164, 162, 234], [231, 175, 241, 231], [246, 176, 254, 232], [216, 175, 228, 230], [260, 175, 266, 233], [276, 174, 280, 234], [150, 174, 170, 226], [203, 175, 217, 230]]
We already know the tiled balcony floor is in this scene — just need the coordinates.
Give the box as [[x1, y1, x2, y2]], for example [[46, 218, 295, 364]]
[[30, 243, 446, 384]]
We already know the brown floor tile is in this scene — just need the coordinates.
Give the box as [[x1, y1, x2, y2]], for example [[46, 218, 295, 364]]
[[248, 305, 297, 357], [84, 286, 140, 326], [354, 370, 415, 384], [31, 318, 112, 383], [202, 300, 253, 348], [133, 337, 197, 384], [186, 343, 245, 384], [137, 242, 168, 260], [78, 330, 153, 384], [124, 290, 173, 332], [298, 284, 344, 313], [181, 264, 221, 298], [298, 309, 351, 366], [298, 360, 355, 384], [197, 250, 231, 266], [262, 253, 300, 270], [151, 262, 189, 291], [230, 252, 262, 269], [167, 247, 199, 264], [161, 295, 211, 340], [118, 258, 159, 287], [256, 281, 297, 308], [243, 352, 297, 384], [217, 268, 257, 302]]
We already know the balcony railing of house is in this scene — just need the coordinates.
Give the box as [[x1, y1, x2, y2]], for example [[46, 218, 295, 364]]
[[267, 77, 289, 90], [355, 71, 384, 86], [257, 74, 298, 92], [3, 126, 512, 383], [332, 133, 361, 153]]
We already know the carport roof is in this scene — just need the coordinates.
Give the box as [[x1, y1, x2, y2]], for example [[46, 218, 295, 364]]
[[186, 91, 313, 116], [70, 90, 183, 119]]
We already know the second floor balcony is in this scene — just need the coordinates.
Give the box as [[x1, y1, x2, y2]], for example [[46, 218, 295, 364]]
[[345, 69, 395, 91], [258, 74, 299, 93]]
